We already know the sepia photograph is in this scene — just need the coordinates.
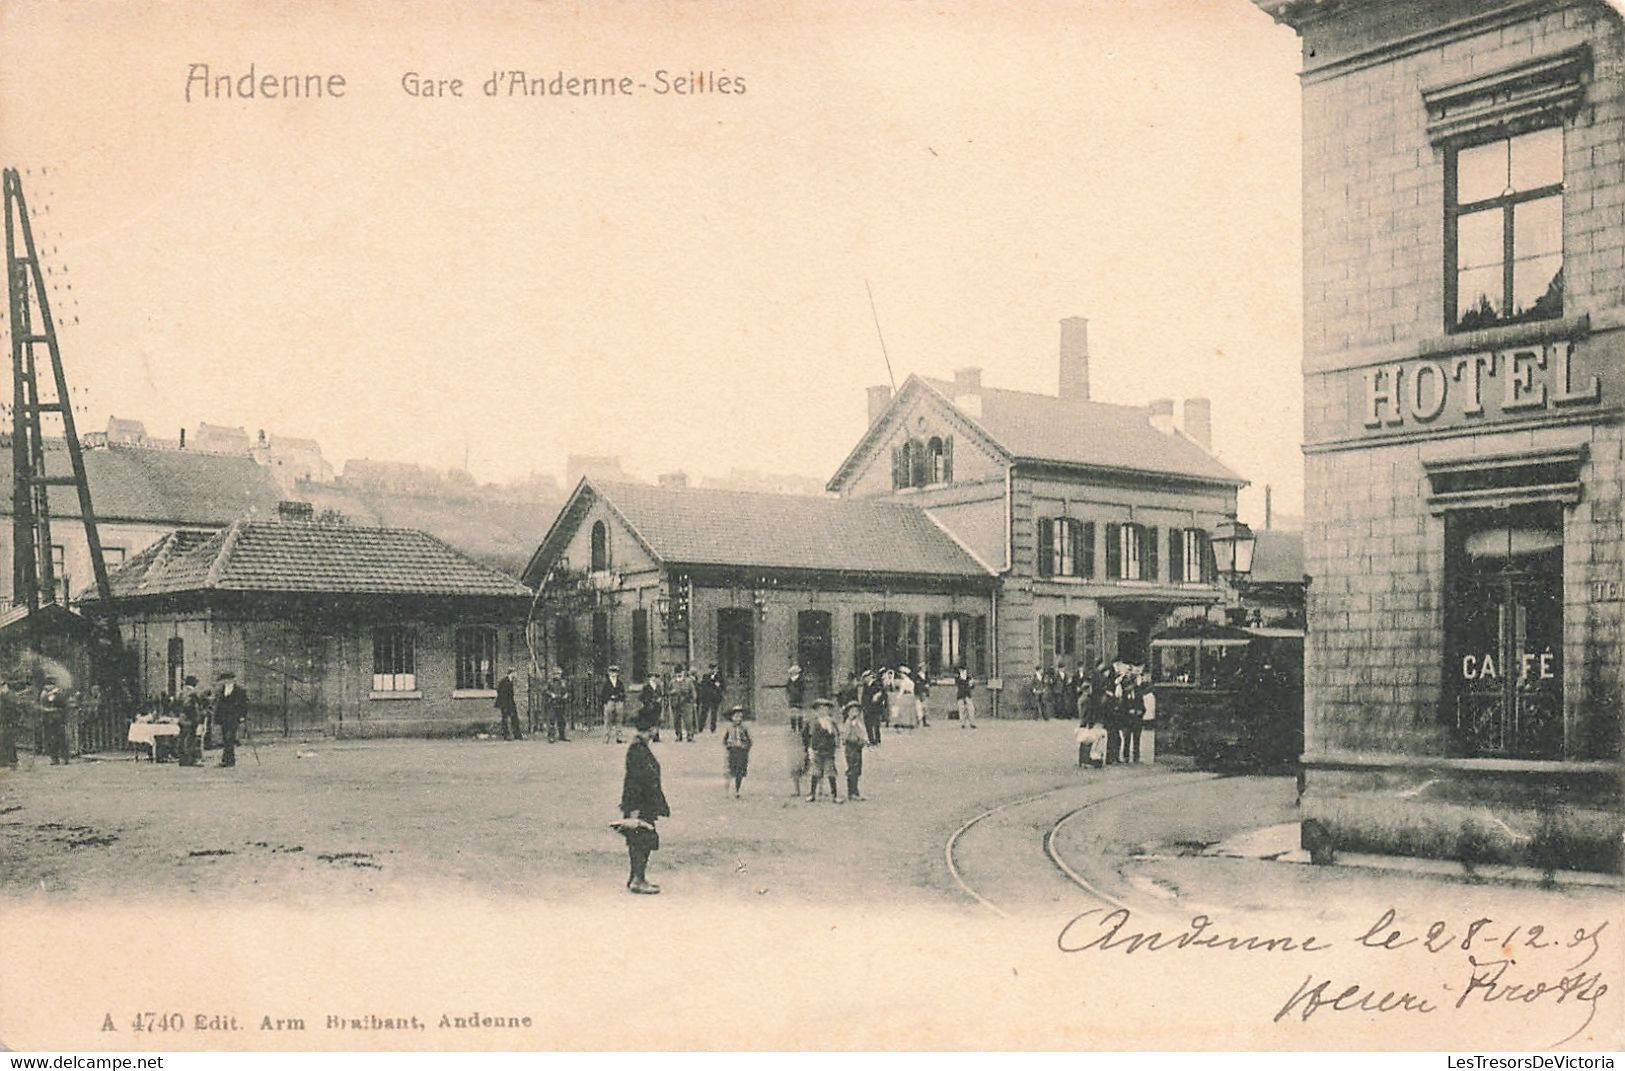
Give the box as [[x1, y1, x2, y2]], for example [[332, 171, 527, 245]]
[[0, 0, 1620, 1054]]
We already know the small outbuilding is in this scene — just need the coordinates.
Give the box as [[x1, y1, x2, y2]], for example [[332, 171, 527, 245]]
[[83, 520, 533, 738]]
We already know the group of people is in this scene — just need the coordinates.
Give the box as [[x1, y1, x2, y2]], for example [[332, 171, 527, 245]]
[[828, 663, 978, 745], [138, 671, 249, 767], [1052, 662, 1154, 768], [0, 673, 84, 768], [784, 695, 867, 803]]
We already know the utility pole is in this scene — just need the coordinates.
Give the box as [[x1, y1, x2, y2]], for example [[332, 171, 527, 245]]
[[4, 168, 113, 611]]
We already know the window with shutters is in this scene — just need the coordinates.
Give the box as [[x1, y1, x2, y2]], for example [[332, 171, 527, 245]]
[[1178, 528, 1213, 584], [1108, 523, 1151, 581], [1038, 517, 1094, 579], [854, 611, 917, 671], [894, 435, 955, 489], [1041, 613, 1082, 665]]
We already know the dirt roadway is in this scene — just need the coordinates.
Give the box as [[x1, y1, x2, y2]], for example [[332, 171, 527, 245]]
[[0, 720, 1118, 904]]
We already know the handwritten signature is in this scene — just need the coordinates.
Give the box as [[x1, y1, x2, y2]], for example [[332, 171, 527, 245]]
[[1056, 907, 1612, 1048]]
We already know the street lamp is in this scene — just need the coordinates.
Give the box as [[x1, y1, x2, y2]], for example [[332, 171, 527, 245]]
[[1210, 518, 1257, 583]]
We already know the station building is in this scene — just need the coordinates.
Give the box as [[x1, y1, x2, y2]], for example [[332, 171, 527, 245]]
[[1258, 0, 1623, 869], [524, 319, 1247, 722]]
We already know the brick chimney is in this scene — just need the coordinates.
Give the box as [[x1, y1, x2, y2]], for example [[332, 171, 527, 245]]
[[952, 366, 983, 419], [1059, 316, 1090, 401], [1149, 398, 1175, 434], [1183, 397, 1213, 452], [866, 385, 893, 426]]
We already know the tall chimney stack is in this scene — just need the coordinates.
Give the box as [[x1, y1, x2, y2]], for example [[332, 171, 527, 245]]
[[1183, 397, 1212, 452], [1059, 316, 1091, 401], [866, 385, 893, 426]]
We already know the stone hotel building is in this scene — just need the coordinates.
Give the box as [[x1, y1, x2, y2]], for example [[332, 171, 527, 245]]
[[1259, 0, 1623, 868]]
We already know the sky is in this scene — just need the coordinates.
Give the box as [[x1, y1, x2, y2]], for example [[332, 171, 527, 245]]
[[0, 0, 1305, 523]]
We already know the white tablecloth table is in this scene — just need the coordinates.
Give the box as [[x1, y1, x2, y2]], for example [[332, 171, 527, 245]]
[[127, 721, 181, 761]]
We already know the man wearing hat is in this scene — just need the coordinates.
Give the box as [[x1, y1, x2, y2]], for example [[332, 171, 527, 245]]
[[214, 671, 247, 768], [600, 664, 627, 744], [616, 704, 670, 894], [784, 662, 806, 730], [495, 667, 522, 741], [861, 670, 887, 746], [805, 698, 843, 803], [543, 669, 570, 742]]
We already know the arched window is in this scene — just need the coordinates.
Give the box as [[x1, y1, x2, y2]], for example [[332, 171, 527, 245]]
[[590, 520, 609, 572], [927, 436, 953, 485], [909, 437, 929, 488]]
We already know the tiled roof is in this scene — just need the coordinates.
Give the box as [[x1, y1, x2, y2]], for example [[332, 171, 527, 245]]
[[0, 442, 284, 525], [89, 521, 532, 600], [920, 377, 1245, 484], [534, 480, 992, 581]]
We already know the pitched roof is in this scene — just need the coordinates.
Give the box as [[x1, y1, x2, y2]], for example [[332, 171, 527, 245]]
[[828, 375, 1245, 489], [0, 442, 284, 525], [89, 520, 532, 601], [918, 377, 1245, 484], [526, 479, 993, 584]]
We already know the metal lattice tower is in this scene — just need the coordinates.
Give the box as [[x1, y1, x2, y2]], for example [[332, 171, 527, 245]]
[[3, 168, 112, 611]]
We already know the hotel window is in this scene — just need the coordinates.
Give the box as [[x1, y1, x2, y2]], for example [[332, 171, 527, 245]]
[[455, 626, 498, 691], [1105, 523, 1153, 581], [1169, 528, 1213, 584], [372, 627, 417, 692], [1447, 126, 1563, 332], [1037, 517, 1094, 578]]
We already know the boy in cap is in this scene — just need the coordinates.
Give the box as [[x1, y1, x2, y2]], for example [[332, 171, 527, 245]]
[[841, 701, 867, 801], [722, 706, 753, 798], [805, 698, 842, 803], [616, 705, 670, 894]]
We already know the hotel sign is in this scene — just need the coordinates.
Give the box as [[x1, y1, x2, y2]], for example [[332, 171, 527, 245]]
[[1356, 340, 1611, 435]]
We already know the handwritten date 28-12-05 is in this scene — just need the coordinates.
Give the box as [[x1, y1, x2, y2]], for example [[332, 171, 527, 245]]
[[1057, 907, 1611, 1047]]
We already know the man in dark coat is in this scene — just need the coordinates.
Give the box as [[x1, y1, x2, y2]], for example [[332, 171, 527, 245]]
[[617, 706, 670, 894], [214, 671, 247, 768], [0, 673, 23, 768], [177, 676, 203, 766], [495, 668, 522, 740], [697, 664, 725, 734], [861, 670, 887, 746], [543, 670, 570, 742]]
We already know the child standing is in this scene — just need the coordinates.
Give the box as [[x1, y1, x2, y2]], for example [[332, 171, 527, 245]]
[[723, 707, 753, 798], [841, 701, 867, 801], [806, 698, 843, 803]]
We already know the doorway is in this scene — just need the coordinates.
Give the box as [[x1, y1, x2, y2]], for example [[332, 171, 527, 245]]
[[1445, 505, 1563, 758], [797, 610, 833, 701], [717, 608, 755, 707]]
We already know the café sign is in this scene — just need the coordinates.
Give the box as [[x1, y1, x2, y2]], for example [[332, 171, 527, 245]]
[[1357, 340, 1607, 433]]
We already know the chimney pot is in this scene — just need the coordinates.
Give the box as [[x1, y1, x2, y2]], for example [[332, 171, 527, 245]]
[[178, 428, 186, 449], [1059, 317, 1090, 401], [1182, 397, 1213, 452], [866, 384, 893, 426]]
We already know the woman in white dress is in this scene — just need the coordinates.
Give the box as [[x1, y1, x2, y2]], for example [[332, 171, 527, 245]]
[[893, 666, 918, 729]]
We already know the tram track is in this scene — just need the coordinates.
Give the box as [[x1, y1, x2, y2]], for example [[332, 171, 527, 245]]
[[945, 769, 1219, 917]]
